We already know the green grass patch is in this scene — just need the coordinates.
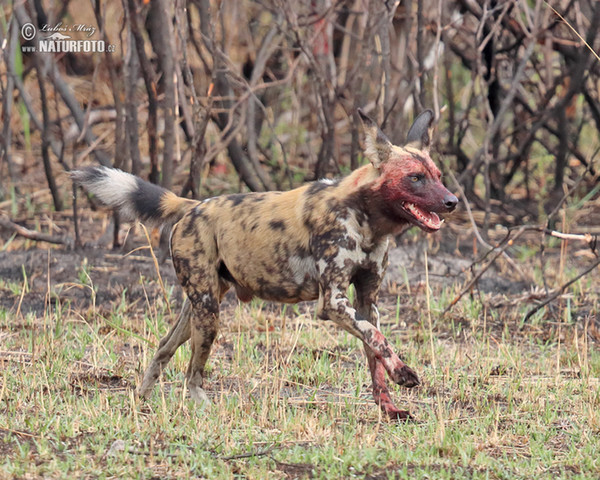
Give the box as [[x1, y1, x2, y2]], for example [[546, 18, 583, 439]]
[[1, 285, 599, 479]]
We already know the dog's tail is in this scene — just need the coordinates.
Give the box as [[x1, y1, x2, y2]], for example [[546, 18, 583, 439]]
[[71, 166, 196, 226]]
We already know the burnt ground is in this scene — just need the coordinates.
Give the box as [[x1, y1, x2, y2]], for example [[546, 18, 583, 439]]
[[0, 246, 181, 316]]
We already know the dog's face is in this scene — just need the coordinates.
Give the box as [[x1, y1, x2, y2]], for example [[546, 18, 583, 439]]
[[359, 110, 458, 233]]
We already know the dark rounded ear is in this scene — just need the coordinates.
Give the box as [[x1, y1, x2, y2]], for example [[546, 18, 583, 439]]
[[357, 108, 392, 168], [406, 109, 434, 149]]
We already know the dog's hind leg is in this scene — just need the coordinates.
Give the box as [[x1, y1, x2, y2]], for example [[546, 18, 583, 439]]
[[138, 298, 192, 399], [186, 267, 224, 404], [185, 286, 220, 405]]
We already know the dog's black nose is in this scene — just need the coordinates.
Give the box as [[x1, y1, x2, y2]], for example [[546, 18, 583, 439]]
[[444, 193, 458, 212]]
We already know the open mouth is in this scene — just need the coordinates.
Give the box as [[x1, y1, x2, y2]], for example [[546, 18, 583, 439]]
[[402, 202, 442, 231]]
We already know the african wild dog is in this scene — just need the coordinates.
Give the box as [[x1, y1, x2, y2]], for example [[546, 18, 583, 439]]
[[72, 109, 457, 419]]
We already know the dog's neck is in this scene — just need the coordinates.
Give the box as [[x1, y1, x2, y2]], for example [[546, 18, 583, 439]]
[[339, 164, 380, 191], [337, 164, 410, 239]]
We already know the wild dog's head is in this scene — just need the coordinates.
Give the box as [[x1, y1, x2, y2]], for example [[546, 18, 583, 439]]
[[358, 109, 458, 233]]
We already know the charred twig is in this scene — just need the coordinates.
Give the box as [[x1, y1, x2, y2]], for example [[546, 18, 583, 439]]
[[13, 4, 111, 167], [94, 1, 126, 171], [0, 17, 17, 190], [245, 21, 281, 192], [216, 446, 277, 461], [122, 4, 142, 176], [195, 0, 264, 192], [71, 148, 82, 249]]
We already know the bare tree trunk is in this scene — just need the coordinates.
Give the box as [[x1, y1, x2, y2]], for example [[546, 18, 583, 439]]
[[122, 10, 142, 176], [36, 64, 63, 211], [94, 1, 126, 171], [196, 0, 266, 192], [0, 18, 17, 197], [127, 0, 160, 183], [146, 0, 176, 189]]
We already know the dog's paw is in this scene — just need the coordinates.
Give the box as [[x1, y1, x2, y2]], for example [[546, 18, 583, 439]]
[[392, 365, 420, 388], [377, 399, 414, 421], [386, 408, 414, 421]]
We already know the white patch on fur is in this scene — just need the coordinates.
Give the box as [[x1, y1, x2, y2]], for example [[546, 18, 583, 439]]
[[371, 304, 380, 330], [337, 215, 362, 242], [81, 167, 138, 219], [288, 255, 318, 285], [316, 259, 328, 275], [318, 178, 336, 185], [371, 238, 390, 276], [334, 245, 366, 270]]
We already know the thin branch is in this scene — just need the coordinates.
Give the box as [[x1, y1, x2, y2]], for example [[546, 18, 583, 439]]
[[447, 168, 526, 279], [0, 215, 73, 247], [442, 226, 528, 316], [442, 224, 598, 316], [35, 58, 63, 211], [523, 257, 600, 323]]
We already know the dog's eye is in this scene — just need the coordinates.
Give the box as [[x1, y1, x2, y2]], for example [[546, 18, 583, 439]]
[[410, 175, 423, 183]]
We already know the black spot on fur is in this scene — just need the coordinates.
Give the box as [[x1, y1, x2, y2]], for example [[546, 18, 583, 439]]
[[180, 207, 208, 238], [131, 178, 166, 221], [191, 205, 208, 221], [227, 194, 247, 206], [294, 246, 311, 258], [307, 181, 332, 195], [339, 236, 357, 250], [172, 255, 192, 288], [412, 153, 428, 164], [265, 285, 291, 301], [182, 217, 198, 237], [201, 328, 218, 349], [269, 220, 286, 231], [200, 296, 220, 315]]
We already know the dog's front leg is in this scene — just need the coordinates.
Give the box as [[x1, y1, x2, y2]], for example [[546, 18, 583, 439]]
[[354, 279, 413, 420], [317, 282, 420, 391]]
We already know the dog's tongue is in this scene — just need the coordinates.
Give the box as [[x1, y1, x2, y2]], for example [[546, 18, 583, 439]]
[[404, 202, 441, 230]]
